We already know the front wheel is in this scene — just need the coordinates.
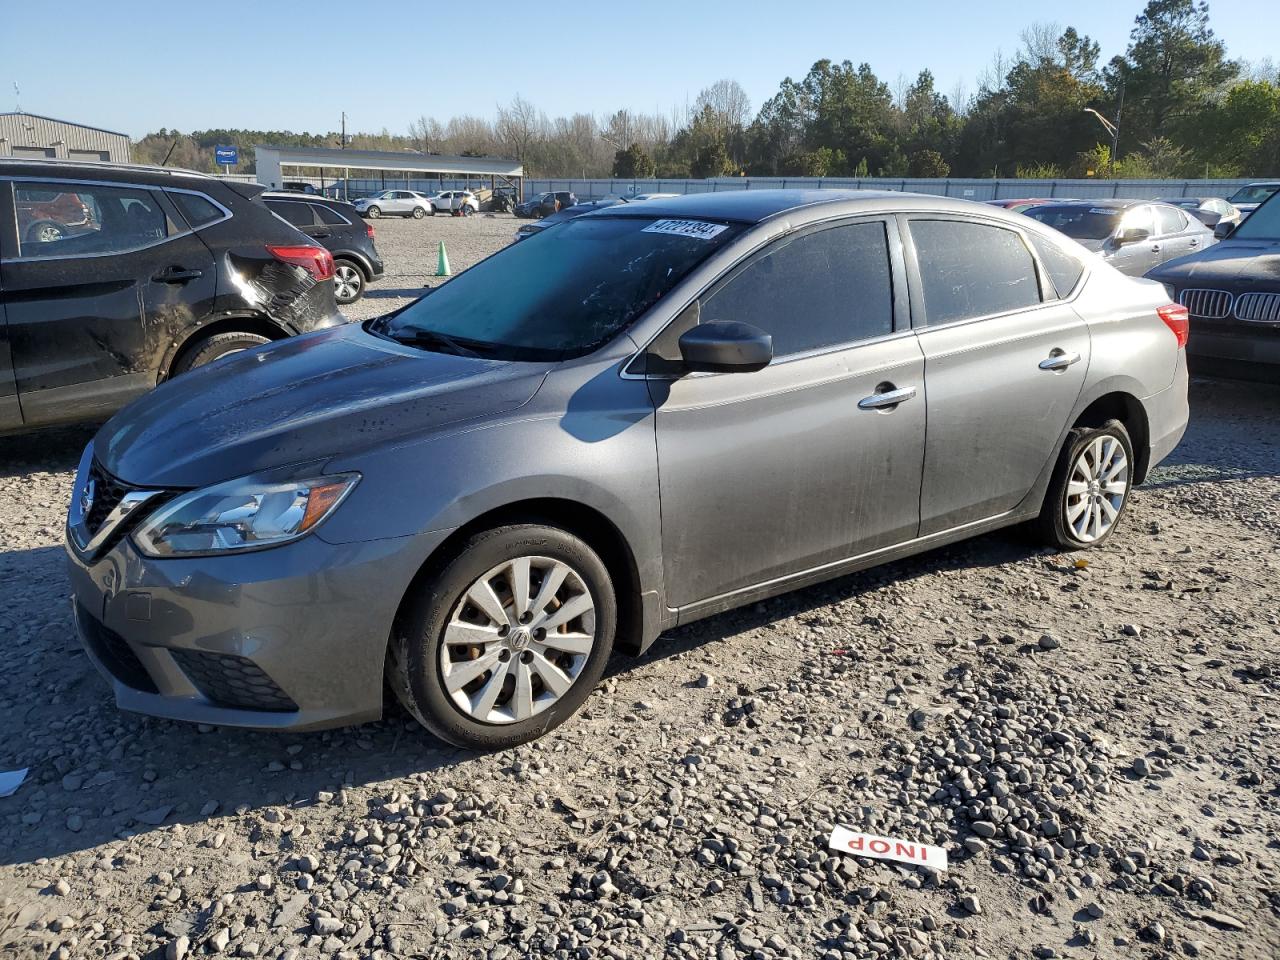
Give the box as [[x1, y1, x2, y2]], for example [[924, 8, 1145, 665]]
[[1032, 420, 1134, 550], [462, 204, 475, 217], [387, 524, 616, 748], [26, 220, 66, 243], [365, 206, 381, 219], [412, 206, 426, 219]]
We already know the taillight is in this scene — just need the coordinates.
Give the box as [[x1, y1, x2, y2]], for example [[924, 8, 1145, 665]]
[[1157, 303, 1189, 348], [366, 224, 375, 239], [267, 244, 334, 282]]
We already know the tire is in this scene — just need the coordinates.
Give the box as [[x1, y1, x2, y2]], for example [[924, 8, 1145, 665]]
[[171, 331, 271, 375], [412, 206, 426, 219], [333, 259, 365, 305], [26, 220, 66, 244], [463, 205, 474, 217], [1032, 419, 1135, 550], [387, 523, 617, 749], [366, 206, 381, 219], [428, 205, 437, 216]]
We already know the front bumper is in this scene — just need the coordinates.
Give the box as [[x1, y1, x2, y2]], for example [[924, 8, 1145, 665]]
[[1187, 318, 1280, 369], [66, 526, 450, 731]]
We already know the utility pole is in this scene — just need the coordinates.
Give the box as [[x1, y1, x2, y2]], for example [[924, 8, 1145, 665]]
[[341, 111, 346, 150]]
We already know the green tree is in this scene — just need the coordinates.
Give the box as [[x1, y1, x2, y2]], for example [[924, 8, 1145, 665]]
[[613, 142, 656, 178], [908, 149, 950, 177], [1190, 79, 1280, 175]]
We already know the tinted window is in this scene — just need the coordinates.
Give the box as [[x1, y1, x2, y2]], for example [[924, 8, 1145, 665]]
[[1024, 205, 1121, 240], [1120, 206, 1155, 236], [1029, 233, 1085, 299], [266, 200, 315, 227], [169, 191, 222, 227], [701, 221, 894, 356], [15, 182, 168, 258], [375, 216, 741, 361], [312, 203, 349, 225], [1156, 205, 1186, 235], [911, 220, 1041, 324]]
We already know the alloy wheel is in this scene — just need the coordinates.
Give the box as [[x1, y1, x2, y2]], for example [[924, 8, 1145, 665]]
[[1064, 435, 1129, 543], [334, 263, 363, 302], [439, 556, 596, 724]]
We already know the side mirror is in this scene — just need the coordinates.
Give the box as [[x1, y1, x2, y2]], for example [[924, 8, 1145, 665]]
[[678, 320, 773, 374], [1116, 226, 1151, 245], [1214, 220, 1235, 240]]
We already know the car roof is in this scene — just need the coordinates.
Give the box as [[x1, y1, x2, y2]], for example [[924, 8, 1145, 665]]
[[261, 191, 352, 206], [580, 188, 981, 224], [0, 157, 223, 187], [1030, 198, 1152, 210]]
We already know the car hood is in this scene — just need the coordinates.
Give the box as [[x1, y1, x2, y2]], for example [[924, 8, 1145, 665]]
[[1147, 239, 1280, 287], [95, 324, 551, 488]]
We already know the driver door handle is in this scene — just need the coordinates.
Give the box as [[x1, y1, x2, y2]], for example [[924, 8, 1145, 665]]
[[1039, 350, 1081, 371], [858, 385, 917, 410]]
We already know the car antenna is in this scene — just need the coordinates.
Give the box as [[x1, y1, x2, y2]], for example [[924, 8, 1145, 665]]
[[160, 138, 179, 167]]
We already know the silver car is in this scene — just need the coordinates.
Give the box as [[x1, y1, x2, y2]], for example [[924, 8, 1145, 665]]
[[1021, 198, 1215, 276], [353, 189, 433, 219], [65, 190, 1189, 748]]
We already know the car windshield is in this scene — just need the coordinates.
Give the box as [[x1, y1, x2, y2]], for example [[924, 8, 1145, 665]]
[[371, 215, 741, 361], [1023, 205, 1120, 240], [1228, 185, 1279, 204], [1230, 194, 1280, 241]]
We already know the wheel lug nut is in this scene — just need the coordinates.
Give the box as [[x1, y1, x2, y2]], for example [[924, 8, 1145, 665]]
[[498, 650, 510, 661], [498, 624, 509, 637], [519, 611, 532, 624]]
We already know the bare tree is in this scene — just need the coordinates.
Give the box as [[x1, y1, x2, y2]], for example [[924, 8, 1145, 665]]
[[1019, 22, 1062, 64], [495, 95, 545, 163], [693, 79, 751, 138], [408, 116, 443, 153]]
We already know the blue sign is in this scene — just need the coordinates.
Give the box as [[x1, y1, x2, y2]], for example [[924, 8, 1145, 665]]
[[214, 145, 239, 166]]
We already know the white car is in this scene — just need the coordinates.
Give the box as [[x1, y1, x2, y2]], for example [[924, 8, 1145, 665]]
[[427, 190, 480, 216], [353, 190, 433, 219]]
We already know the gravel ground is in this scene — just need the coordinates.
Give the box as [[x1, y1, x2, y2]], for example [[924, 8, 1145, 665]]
[[1, 219, 1278, 959]]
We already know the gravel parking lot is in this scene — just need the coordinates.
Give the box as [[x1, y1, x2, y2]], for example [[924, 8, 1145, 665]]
[[1, 216, 1278, 960]]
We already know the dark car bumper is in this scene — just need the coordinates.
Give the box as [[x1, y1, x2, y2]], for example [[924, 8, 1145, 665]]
[[1187, 319, 1280, 378], [65, 525, 450, 731]]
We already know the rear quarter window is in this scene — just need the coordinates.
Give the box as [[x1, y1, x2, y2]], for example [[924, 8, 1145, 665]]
[[1028, 233, 1085, 299]]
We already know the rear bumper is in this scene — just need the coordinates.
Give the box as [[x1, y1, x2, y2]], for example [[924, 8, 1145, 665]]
[[1142, 349, 1190, 478], [65, 527, 449, 731]]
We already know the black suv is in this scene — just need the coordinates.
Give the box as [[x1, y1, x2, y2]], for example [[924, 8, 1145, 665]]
[[0, 159, 345, 434], [263, 193, 384, 304], [515, 190, 577, 219]]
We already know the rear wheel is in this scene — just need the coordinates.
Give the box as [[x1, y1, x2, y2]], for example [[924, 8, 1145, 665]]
[[462, 204, 475, 217], [387, 523, 616, 748], [1033, 420, 1134, 550], [171, 331, 271, 375], [412, 206, 426, 219], [26, 220, 66, 243], [365, 205, 381, 219], [333, 259, 365, 304]]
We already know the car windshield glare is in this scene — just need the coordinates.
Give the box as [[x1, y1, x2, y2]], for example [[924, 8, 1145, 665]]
[[372, 216, 740, 360], [1023, 206, 1121, 240], [1231, 195, 1280, 241]]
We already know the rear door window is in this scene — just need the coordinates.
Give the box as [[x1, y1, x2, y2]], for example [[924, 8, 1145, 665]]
[[1156, 205, 1186, 235], [909, 219, 1042, 325], [15, 181, 170, 258], [700, 220, 895, 357], [312, 203, 350, 225], [266, 200, 316, 227], [1028, 233, 1085, 299]]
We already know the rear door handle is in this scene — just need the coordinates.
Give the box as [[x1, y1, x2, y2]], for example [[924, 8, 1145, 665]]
[[1150, 243, 1161, 253], [308, 229, 332, 239], [1039, 350, 1081, 371], [858, 384, 917, 410], [152, 267, 203, 284]]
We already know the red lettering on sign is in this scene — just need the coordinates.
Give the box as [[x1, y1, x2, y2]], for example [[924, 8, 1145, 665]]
[[870, 839, 889, 854], [895, 842, 919, 861], [846, 835, 865, 852]]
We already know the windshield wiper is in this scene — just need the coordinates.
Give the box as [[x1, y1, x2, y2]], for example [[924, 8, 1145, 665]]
[[385, 328, 481, 357]]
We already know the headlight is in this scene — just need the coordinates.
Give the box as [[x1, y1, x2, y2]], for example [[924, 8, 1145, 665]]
[[132, 472, 359, 557]]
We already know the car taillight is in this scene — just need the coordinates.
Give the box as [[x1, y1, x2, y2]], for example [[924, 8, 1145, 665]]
[[1156, 303, 1189, 348], [366, 224, 375, 239], [267, 244, 334, 282]]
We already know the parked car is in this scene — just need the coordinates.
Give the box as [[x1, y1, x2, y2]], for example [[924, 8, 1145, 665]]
[[513, 197, 622, 240], [515, 191, 576, 218], [1147, 190, 1280, 379], [984, 198, 1055, 213], [281, 181, 319, 195], [626, 192, 680, 203], [1225, 181, 1280, 218], [488, 188, 517, 213], [15, 189, 96, 243], [428, 190, 480, 216], [64, 190, 1188, 747], [263, 193, 384, 304], [0, 158, 343, 434], [353, 190, 433, 219], [1156, 196, 1242, 230], [1021, 199, 1214, 276]]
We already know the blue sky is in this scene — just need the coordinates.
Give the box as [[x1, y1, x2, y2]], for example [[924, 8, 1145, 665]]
[[1, 0, 1270, 138]]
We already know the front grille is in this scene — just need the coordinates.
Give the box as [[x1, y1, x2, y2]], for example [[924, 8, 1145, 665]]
[[85, 458, 130, 535], [170, 650, 298, 713], [1235, 292, 1280, 323], [77, 603, 158, 693], [1179, 288, 1233, 320]]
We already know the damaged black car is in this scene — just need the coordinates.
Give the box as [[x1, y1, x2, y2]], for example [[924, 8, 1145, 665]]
[[0, 159, 346, 433]]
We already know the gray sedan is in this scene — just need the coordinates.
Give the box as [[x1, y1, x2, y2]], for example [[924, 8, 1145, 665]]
[[65, 190, 1189, 748], [1021, 199, 1215, 276]]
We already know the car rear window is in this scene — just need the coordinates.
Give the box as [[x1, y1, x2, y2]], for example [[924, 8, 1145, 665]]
[[169, 191, 223, 227], [1023, 205, 1121, 240]]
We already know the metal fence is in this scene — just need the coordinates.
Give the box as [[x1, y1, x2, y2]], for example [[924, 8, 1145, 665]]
[[522, 176, 1260, 202]]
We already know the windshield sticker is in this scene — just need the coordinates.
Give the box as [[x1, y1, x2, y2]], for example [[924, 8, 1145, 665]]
[[1089, 208, 1116, 215], [642, 219, 729, 240]]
